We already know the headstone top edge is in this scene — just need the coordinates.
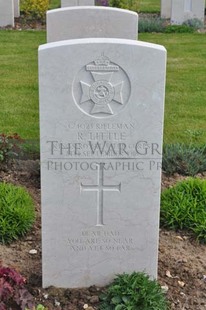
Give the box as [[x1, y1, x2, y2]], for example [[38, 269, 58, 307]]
[[38, 38, 166, 53], [46, 6, 138, 17]]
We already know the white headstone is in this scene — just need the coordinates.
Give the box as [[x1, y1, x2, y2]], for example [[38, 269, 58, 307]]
[[47, 7, 138, 43], [161, 0, 172, 18], [0, 0, 14, 27], [61, 0, 94, 7], [13, 0, 20, 18], [171, 0, 205, 24], [191, 0, 205, 22], [39, 38, 166, 288], [184, 0, 192, 12]]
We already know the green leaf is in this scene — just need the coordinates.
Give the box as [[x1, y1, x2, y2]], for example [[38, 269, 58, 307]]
[[115, 305, 124, 310], [111, 296, 122, 304], [122, 296, 130, 303], [0, 182, 35, 244], [161, 178, 206, 242], [99, 272, 168, 310]]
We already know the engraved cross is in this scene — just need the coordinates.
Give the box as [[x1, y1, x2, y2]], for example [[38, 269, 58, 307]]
[[80, 163, 121, 226]]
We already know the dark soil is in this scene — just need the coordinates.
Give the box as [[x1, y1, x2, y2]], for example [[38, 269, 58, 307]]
[[0, 160, 206, 309]]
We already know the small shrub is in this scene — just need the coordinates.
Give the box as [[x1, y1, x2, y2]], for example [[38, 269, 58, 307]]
[[0, 182, 35, 244], [165, 24, 194, 33], [0, 266, 34, 309], [100, 272, 168, 310], [162, 144, 206, 176], [161, 178, 206, 242], [20, 0, 49, 19], [139, 17, 166, 33], [0, 133, 23, 163], [183, 18, 204, 30]]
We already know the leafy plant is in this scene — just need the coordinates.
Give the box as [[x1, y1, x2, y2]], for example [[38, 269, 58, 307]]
[[183, 18, 204, 30], [35, 305, 48, 310], [20, 0, 49, 19], [165, 24, 194, 33], [0, 182, 35, 244], [20, 139, 40, 160], [0, 133, 23, 163], [100, 272, 168, 310], [138, 17, 166, 33], [161, 178, 206, 242], [25, 304, 48, 310], [162, 144, 206, 176], [0, 266, 34, 310]]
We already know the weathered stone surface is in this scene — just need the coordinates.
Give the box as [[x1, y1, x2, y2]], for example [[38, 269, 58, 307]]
[[47, 7, 138, 42], [39, 38, 166, 288], [171, 0, 205, 24], [61, 0, 94, 7], [161, 0, 172, 18], [13, 0, 20, 18], [0, 0, 14, 27]]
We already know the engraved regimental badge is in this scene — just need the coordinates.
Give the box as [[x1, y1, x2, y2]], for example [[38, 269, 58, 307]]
[[72, 55, 131, 118]]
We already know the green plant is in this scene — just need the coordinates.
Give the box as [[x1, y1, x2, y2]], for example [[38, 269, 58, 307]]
[[0, 266, 34, 309], [183, 18, 204, 30], [0, 182, 35, 244], [99, 272, 168, 310], [0, 133, 23, 162], [20, 0, 49, 19], [161, 178, 206, 242], [25, 304, 48, 310], [165, 24, 194, 33], [35, 305, 48, 310], [138, 17, 166, 33], [49, 0, 60, 9], [20, 140, 40, 160], [162, 144, 206, 176]]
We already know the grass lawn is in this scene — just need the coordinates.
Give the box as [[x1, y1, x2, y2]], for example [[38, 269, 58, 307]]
[[139, 33, 206, 145], [0, 31, 205, 145], [49, 0, 160, 12], [0, 30, 46, 140], [139, 0, 160, 12], [49, 0, 60, 9]]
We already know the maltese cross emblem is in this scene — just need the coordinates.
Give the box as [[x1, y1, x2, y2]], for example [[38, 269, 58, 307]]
[[73, 54, 131, 118], [80, 70, 123, 115]]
